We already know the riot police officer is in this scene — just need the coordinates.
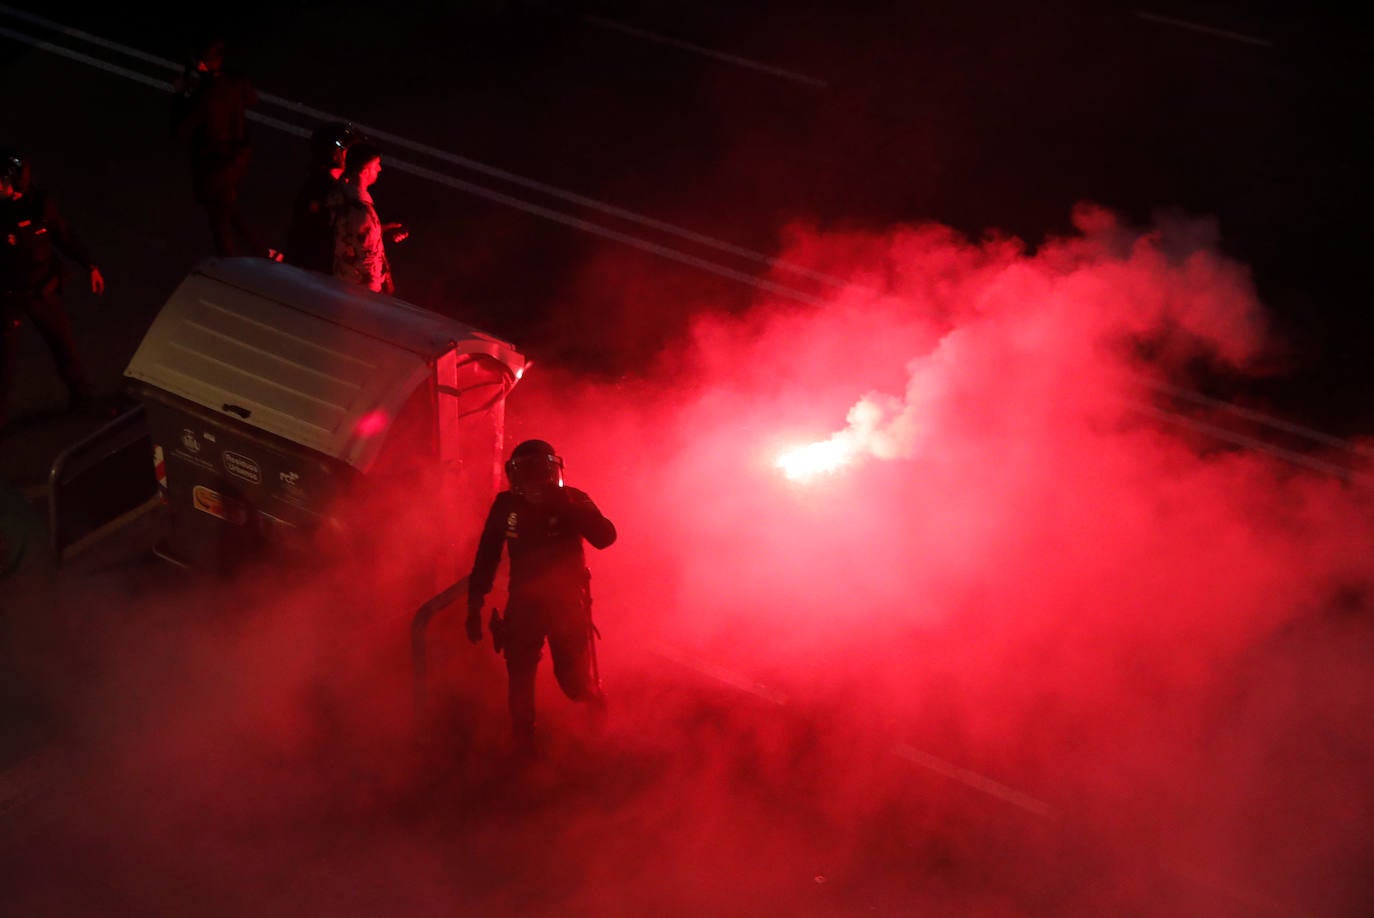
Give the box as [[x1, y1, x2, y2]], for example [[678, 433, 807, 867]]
[[171, 35, 273, 258], [467, 439, 617, 755], [284, 122, 362, 273], [1, 149, 106, 428]]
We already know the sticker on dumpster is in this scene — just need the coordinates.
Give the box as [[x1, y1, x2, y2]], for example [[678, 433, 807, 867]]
[[170, 448, 216, 473], [153, 445, 168, 504], [222, 451, 261, 484], [181, 429, 201, 454], [192, 485, 249, 524]]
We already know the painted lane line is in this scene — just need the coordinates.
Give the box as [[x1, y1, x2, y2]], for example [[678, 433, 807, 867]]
[[3, 18, 1365, 474], [655, 657, 1300, 915], [894, 746, 1305, 915], [0, 23, 830, 307], [652, 645, 790, 706], [385, 158, 830, 306], [893, 743, 1055, 818], [1134, 10, 1274, 49], [1159, 858, 1311, 918], [252, 94, 852, 290], [1129, 401, 1374, 488], [0, 22, 173, 93], [0, 3, 851, 291], [1139, 375, 1374, 459], [0, 1, 176, 69], [583, 14, 830, 90]]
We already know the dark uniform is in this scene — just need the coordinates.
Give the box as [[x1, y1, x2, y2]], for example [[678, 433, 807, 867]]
[[172, 40, 265, 257], [284, 168, 340, 273], [1, 176, 99, 426], [468, 441, 616, 749], [284, 123, 361, 273]]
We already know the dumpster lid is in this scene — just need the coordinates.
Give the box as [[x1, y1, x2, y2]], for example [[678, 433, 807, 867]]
[[124, 258, 525, 471]]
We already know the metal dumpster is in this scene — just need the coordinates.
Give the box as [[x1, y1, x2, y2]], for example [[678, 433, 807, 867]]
[[122, 257, 525, 575]]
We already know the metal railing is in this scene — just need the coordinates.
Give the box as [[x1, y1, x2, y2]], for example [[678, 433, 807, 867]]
[[411, 575, 470, 717], [47, 405, 159, 566]]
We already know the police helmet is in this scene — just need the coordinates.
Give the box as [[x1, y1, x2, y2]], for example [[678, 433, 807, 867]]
[[310, 122, 364, 170], [505, 439, 564, 492], [0, 148, 29, 191]]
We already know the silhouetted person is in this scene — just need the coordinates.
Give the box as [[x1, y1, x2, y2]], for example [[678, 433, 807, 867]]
[[1, 148, 106, 428], [172, 35, 275, 259], [327, 142, 406, 293], [284, 122, 362, 273], [467, 440, 616, 756]]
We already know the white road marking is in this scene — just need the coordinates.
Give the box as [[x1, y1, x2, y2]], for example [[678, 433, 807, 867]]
[[0, 22, 174, 93], [0, 1, 174, 68], [0, 20, 832, 306], [0, 3, 850, 291], [1159, 858, 1312, 917], [1140, 375, 1374, 460], [1129, 401, 1374, 488], [652, 645, 790, 706], [377, 156, 829, 304], [2, 9, 1366, 481], [893, 743, 1055, 817], [1135, 10, 1274, 48], [583, 14, 830, 90]]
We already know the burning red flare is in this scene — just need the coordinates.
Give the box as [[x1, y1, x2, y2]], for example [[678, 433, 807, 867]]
[[775, 438, 856, 482]]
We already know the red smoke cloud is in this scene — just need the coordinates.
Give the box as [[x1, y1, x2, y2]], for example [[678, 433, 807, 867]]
[[511, 203, 1374, 909], [537, 204, 1365, 659], [7, 205, 1372, 915]]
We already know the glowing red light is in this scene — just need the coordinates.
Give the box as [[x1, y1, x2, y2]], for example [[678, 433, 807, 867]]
[[355, 410, 388, 437]]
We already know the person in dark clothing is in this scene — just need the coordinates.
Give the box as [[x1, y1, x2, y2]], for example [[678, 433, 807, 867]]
[[284, 122, 363, 273], [467, 439, 617, 755], [1, 149, 106, 428], [172, 36, 275, 259]]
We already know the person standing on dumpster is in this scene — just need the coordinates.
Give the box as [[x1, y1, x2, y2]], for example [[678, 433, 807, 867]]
[[327, 142, 406, 294], [1, 148, 107, 428], [466, 439, 617, 757]]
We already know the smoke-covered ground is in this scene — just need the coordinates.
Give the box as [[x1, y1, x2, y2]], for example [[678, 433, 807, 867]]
[[3, 205, 1372, 915]]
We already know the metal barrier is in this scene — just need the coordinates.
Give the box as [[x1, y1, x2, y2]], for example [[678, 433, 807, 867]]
[[47, 405, 160, 566]]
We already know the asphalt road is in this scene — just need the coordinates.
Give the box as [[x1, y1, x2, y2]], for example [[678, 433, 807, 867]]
[[2, 3, 1372, 915], [2, 1, 1371, 436]]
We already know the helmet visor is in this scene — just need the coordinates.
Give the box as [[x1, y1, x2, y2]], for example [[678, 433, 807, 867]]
[[507, 453, 562, 491]]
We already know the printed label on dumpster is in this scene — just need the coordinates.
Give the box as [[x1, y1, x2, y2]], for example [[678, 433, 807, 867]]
[[170, 448, 216, 473], [192, 486, 249, 525], [222, 451, 261, 484]]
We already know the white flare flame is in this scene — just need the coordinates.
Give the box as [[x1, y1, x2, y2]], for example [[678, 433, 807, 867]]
[[775, 437, 857, 483]]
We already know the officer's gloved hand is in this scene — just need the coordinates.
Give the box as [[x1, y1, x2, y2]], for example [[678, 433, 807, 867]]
[[465, 597, 483, 644]]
